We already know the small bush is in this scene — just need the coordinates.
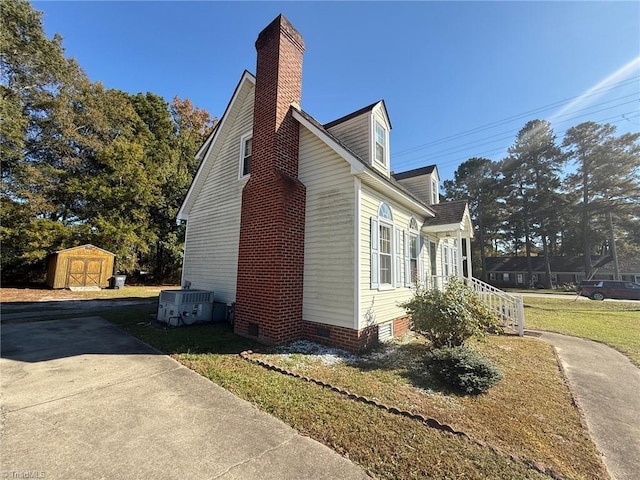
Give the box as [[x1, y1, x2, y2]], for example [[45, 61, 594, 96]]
[[400, 278, 500, 348], [426, 346, 503, 395]]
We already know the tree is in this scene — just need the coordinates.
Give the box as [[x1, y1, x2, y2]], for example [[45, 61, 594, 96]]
[[444, 158, 501, 281], [1, 0, 79, 278], [563, 122, 640, 278], [0, 1, 216, 283], [501, 120, 565, 287], [130, 94, 216, 281]]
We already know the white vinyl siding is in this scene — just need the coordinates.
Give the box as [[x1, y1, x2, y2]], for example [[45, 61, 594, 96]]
[[359, 187, 423, 330], [298, 127, 355, 329], [326, 102, 390, 177], [395, 171, 440, 206], [325, 114, 370, 163], [181, 82, 255, 302]]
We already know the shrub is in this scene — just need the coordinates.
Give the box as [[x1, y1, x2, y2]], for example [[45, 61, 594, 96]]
[[426, 346, 503, 395], [400, 278, 500, 348]]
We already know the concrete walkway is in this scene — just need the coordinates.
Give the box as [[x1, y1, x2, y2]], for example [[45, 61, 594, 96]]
[[0, 317, 369, 480], [529, 330, 640, 480]]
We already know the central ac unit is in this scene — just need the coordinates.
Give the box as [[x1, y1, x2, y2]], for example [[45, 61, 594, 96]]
[[157, 289, 215, 326]]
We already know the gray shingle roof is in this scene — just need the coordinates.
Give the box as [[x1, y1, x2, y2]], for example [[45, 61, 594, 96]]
[[421, 201, 468, 226], [323, 100, 391, 129], [392, 165, 437, 180]]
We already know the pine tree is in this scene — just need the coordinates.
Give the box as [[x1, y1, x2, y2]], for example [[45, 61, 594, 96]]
[[563, 122, 640, 277]]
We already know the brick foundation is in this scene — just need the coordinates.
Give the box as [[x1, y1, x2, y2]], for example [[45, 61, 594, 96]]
[[393, 316, 411, 336], [302, 320, 379, 353]]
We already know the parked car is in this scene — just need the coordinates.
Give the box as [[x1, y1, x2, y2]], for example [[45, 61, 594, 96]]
[[577, 281, 640, 300]]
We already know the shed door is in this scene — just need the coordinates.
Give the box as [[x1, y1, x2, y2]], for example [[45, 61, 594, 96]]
[[66, 257, 104, 287]]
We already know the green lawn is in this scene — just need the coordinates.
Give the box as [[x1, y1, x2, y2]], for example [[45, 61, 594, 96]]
[[523, 297, 640, 366], [102, 308, 606, 480]]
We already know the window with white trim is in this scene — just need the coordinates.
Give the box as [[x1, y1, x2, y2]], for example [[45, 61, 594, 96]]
[[443, 245, 450, 277], [239, 133, 252, 177], [431, 179, 438, 204], [374, 121, 386, 166], [429, 241, 437, 277], [370, 202, 395, 289], [406, 218, 420, 285], [452, 240, 458, 276]]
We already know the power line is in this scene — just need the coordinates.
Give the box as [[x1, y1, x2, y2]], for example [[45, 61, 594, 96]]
[[396, 99, 639, 168], [395, 110, 640, 172], [396, 96, 638, 163], [393, 75, 639, 157]]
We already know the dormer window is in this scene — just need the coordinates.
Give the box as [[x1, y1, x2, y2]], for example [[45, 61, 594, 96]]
[[431, 179, 438, 204], [375, 121, 386, 166], [239, 133, 252, 178]]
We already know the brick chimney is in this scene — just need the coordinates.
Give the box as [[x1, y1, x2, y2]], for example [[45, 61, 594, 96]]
[[235, 15, 307, 345]]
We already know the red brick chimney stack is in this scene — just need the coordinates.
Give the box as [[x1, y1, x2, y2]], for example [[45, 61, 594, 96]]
[[235, 15, 307, 344]]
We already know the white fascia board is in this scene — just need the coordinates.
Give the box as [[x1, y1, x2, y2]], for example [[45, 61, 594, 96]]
[[462, 207, 474, 237], [422, 221, 474, 238], [195, 132, 214, 160], [421, 223, 464, 233], [177, 71, 256, 221], [358, 171, 433, 217], [293, 108, 433, 218]]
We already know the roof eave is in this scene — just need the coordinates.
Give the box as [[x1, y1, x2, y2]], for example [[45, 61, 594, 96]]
[[177, 71, 256, 221], [293, 109, 433, 217]]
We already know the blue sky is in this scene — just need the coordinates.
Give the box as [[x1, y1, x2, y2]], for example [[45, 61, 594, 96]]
[[34, 1, 639, 183]]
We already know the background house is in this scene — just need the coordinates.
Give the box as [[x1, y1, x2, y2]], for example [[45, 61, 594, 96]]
[[484, 255, 640, 288]]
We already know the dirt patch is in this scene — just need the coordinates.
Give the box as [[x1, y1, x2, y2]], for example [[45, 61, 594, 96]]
[[1, 288, 84, 303], [0, 286, 168, 303]]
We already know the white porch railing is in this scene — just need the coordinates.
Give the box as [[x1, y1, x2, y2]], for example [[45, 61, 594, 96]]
[[427, 276, 525, 336]]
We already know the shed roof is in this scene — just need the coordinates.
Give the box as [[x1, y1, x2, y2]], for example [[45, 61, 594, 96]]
[[52, 244, 115, 256]]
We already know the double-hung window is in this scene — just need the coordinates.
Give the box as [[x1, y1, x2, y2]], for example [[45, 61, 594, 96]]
[[379, 223, 392, 285], [405, 218, 420, 286], [374, 122, 386, 166], [443, 245, 450, 277], [239, 133, 252, 177], [371, 202, 394, 289]]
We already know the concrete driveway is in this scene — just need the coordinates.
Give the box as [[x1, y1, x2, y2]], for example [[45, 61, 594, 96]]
[[0, 317, 369, 480]]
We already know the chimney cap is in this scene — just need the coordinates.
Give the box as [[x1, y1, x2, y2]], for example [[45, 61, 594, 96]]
[[256, 14, 305, 53]]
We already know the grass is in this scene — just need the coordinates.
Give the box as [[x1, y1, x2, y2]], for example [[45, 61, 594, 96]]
[[523, 296, 640, 366], [103, 307, 606, 480], [256, 336, 606, 480], [504, 288, 575, 295]]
